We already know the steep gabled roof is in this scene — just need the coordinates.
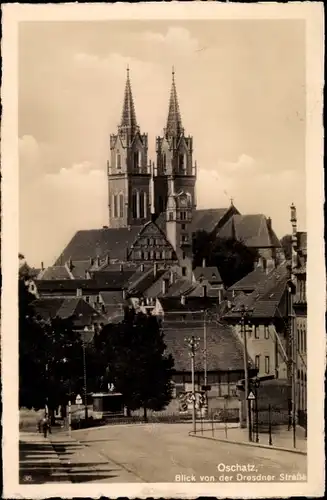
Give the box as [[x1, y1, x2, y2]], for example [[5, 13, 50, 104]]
[[162, 320, 250, 372], [91, 269, 137, 289], [54, 227, 142, 265], [224, 262, 288, 320], [126, 219, 178, 262], [127, 267, 167, 297], [190, 208, 231, 234], [32, 298, 64, 320], [217, 214, 281, 248], [39, 266, 71, 280]]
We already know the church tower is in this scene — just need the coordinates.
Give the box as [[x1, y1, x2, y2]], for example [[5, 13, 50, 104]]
[[155, 70, 197, 279], [107, 68, 151, 228]]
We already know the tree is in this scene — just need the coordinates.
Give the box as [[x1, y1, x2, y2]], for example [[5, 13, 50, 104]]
[[280, 234, 292, 260], [192, 230, 259, 288], [95, 309, 174, 420], [19, 277, 84, 414]]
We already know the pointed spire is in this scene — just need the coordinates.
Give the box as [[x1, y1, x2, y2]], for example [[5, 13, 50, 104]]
[[165, 67, 183, 138], [119, 66, 138, 136]]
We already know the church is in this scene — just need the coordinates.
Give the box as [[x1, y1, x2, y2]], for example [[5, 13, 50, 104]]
[[46, 68, 282, 281]]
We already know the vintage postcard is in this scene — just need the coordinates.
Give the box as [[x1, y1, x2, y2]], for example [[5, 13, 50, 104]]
[[1, 2, 325, 498]]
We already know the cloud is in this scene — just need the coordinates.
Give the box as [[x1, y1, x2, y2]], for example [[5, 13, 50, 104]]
[[143, 27, 200, 55]]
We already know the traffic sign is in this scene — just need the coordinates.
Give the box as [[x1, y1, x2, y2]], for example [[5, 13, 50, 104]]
[[75, 394, 82, 405], [247, 391, 256, 401]]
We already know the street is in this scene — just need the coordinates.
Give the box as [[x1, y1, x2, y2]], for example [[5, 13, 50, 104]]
[[20, 423, 307, 483]]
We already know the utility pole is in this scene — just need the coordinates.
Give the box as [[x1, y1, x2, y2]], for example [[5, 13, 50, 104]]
[[82, 329, 88, 422], [240, 305, 252, 442], [185, 335, 200, 433]]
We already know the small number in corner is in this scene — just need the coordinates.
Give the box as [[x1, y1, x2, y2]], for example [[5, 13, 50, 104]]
[[23, 474, 32, 482]]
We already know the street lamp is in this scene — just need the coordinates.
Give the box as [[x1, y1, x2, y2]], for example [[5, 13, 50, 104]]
[[185, 335, 201, 433], [239, 304, 253, 442]]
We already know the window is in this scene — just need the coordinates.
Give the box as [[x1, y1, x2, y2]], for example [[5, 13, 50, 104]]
[[116, 152, 121, 170], [182, 267, 187, 276], [144, 251, 149, 260], [169, 212, 174, 221], [156, 251, 161, 260], [162, 153, 166, 170], [265, 356, 270, 374], [255, 355, 260, 371], [139, 191, 145, 219], [143, 192, 147, 218], [85, 296, 90, 303], [132, 191, 137, 219], [264, 326, 269, 339], [180, 211, 187, 221], [182, 251, 186, 260], [181, 224, 186, 230], [113, 194, 118, 218], [119, 193, 124, 218], [254, 326, 260, 339]]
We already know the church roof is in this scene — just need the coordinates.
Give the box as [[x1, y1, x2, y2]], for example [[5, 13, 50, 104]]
[[54, 226, 142, 265], [40, 265, 71, 280], [217, 214, 281, 248], [165, 69, 183, 138], [119, 67, 138, 137], [155, 207, 233, 235]]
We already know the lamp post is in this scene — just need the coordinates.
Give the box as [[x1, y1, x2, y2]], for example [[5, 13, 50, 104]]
[[185, 335, 200, 433], [239, 305, 253, 442], [82, 328, 89, 421]]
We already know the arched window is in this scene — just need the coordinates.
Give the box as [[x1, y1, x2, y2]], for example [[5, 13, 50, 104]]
[[113, 194, 118, 218], [116, 152, 121, 170], [139, 191, 145, 219], [119, 193, 124, 218], [132, 191, 137, 219]]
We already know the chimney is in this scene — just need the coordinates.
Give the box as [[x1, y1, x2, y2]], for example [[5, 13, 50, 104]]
[[120, 264, 123, 272], [202, 284, 207, 298], [67, 257, 73, 271], [140, 263, 145, 272], [181, 294, 186, 306], [267, 217, 272, 231], [76, 288, 82, 297], [41, 261, 44, 271], [202, 258, 206, 268], [169, 270, 174, 285], [154, 262, 157, 277], [96, 256, 101, 268], [122, 289, 126, 300], [89, 257, 94, 266], [162, 278, 169, 295], [105, 254, 110, 266]]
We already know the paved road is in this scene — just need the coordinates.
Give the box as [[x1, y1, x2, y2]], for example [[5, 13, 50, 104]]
[[70, 423, 307, 483]]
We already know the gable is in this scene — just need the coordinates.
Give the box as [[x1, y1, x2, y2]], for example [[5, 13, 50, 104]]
[[127, 220, 178, 262], [217, 214, 281, 248]]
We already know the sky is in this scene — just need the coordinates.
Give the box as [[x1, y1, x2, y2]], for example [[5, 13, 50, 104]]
[[18, 20, 306, 267]]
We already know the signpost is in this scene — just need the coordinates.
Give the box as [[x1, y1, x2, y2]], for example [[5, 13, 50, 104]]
[[75, 394, 82, 405]]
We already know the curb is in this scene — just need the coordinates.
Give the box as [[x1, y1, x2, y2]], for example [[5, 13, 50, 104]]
[[189, 432, 307, 456]]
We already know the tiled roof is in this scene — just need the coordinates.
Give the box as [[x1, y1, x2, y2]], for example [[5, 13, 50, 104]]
[[31, 297, 105, 327], [40, 266, 71, 280], [160, 296, 219, 313], [91, 269, 137, 289], [162, 278, 198, 298], [193, 266, 223, 284], [99, 291, 124, 306], [69, 260, 92, 279], [188, 283, 223, 298], [217, 214, 281, 248], [54, 226, 142, 265], [127, 268, 167, 297], [224, 262, 288, 320], [228, 267, 266, 292], [155, 207, 236, 235], [35, 277, 129, 293], [190, 208, 231, 234], [162, 320, 249, 372], [32, 298, 64, 320]]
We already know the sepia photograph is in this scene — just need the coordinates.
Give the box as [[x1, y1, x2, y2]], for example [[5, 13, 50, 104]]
[[1, 2, 325, 498]]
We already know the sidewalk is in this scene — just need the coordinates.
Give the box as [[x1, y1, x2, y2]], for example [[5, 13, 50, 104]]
[[190, 425, 307, 454], [19, 432, 71, 483]]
